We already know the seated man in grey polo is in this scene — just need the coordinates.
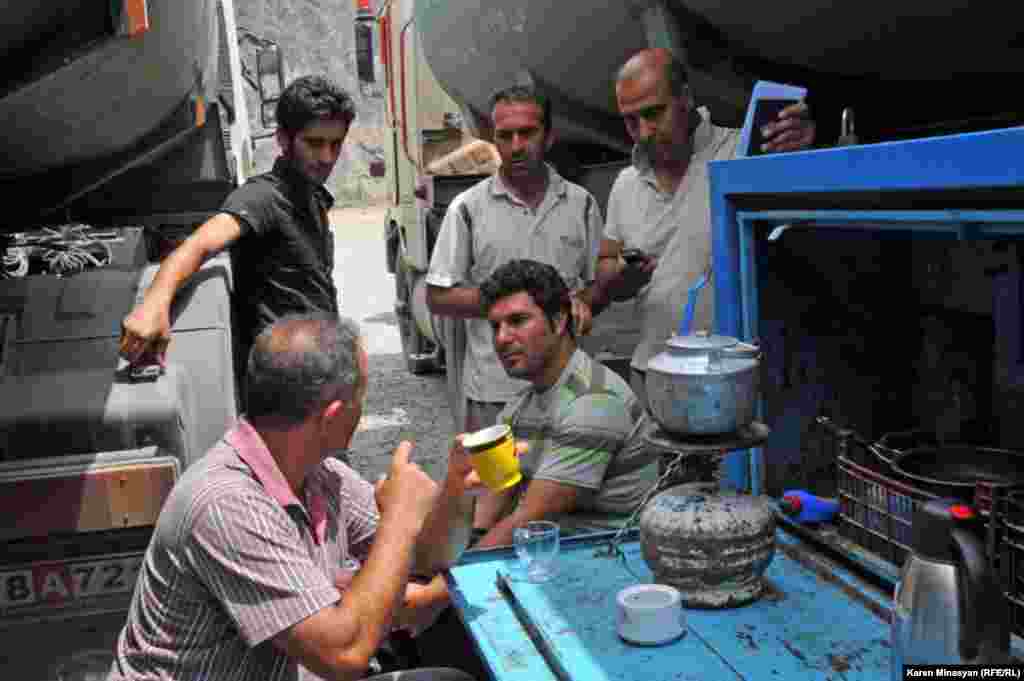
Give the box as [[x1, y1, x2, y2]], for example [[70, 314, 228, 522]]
[[471, 259, 658, 548], [108, 314, 479, 681]]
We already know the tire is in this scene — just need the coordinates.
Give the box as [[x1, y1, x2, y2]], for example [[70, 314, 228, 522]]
[[394, 258, 442, 375], [384, 219, 399, 274]]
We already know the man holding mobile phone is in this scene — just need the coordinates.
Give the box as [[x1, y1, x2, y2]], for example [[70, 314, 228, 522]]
[[597, 48, 816, 408]]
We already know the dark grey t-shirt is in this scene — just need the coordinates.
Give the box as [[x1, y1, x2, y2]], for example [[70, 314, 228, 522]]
[[221, 158, 338, 351]]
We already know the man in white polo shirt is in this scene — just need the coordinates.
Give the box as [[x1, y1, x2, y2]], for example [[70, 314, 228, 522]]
[[426, 86, 612, 439], [598, 48, 817, 408]]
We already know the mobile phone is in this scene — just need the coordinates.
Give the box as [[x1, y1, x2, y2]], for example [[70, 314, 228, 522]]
[[748, 98, 798, 155], [621, 248, 646, 266], [129, 363, 163, 382]]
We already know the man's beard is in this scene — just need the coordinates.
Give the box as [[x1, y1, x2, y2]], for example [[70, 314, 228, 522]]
[[503, 364, 530, 379], [641, 137, 692, 165], [637, 137, 659, 161], [500, 354, 530, 379], [504, 155, 541, 175], [499, 351, 533, 379]]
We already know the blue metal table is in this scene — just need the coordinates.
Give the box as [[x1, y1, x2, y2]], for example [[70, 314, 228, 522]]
[[446, 528, 894, 681]]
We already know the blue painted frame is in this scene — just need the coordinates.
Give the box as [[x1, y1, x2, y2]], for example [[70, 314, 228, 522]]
[[708, 125, 1024, 493]]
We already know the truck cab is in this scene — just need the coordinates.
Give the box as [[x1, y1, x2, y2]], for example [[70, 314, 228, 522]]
[[0, 1, 276, 677]]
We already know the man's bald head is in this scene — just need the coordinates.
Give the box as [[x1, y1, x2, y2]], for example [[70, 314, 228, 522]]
[[260, 317, 326, 354], [616, 48, 689, 98], [246, 314, 364, 430]]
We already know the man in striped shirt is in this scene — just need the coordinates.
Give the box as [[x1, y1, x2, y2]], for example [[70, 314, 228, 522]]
[[108, 314, 479, 681], [471, 259, 659, 547]]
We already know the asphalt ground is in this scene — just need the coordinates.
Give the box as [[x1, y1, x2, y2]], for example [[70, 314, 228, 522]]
[[330, 203, 457, 483]]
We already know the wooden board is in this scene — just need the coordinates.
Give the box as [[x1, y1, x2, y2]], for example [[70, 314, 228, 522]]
[[0, 458, 176, 540]]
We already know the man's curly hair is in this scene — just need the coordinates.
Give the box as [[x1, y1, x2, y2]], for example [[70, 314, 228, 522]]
[[276, 75, 356, 136], [480, 259, 573, 337]]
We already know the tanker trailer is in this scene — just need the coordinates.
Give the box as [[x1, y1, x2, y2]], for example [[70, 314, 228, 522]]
[[0, 1, 272, 678], [367, 0, 1023, 380]]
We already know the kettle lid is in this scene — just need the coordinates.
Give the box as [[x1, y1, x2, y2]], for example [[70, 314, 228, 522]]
[[666, 329, 738, 351]]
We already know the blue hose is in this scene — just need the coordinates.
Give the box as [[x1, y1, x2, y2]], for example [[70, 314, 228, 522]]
[[679, 268, 711, 336]]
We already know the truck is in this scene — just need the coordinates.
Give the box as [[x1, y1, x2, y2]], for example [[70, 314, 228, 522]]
[[362, 0, 1022, 383], [0, 1, 279, 677], [363, 0, 644, 382]]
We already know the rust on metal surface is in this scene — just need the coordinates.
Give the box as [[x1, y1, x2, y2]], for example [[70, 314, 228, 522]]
[[735, 626, 760, 651], [828, 653, 852, 673], [780, 638, 808, 663], [775, 540, 892, 624]]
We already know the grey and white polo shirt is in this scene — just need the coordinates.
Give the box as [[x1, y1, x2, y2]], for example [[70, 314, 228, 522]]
[[427, 165, 603, 404], [604, 110, 740, 371]]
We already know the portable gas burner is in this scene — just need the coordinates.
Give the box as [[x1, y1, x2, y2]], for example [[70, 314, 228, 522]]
[[604, 419, 776, 609]]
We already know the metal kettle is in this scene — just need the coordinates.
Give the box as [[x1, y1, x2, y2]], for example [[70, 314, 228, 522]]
[[645, 331, 760, 435], [643, 265, 761, 435], [891, 498, 1010, 679]]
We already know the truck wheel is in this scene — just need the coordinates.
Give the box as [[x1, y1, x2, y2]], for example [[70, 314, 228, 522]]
[[384, 219, 399, 274], [394, 259, 441, 375]]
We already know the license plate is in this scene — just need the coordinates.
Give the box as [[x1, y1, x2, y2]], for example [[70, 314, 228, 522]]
[[0, 554, 143, 613]]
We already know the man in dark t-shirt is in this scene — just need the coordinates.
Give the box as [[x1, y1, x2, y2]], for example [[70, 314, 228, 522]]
[[221, 155, 339, 363], [120, 75, 354, 386]]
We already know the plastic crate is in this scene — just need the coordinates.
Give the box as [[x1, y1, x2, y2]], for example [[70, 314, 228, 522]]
[[991, 489, 1024, 640], [836, 452, 938, 566]]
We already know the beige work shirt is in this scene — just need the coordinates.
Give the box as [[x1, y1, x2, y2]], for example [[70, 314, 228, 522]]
[[427, 165, 602, 406], [604, 109, 740, 371]]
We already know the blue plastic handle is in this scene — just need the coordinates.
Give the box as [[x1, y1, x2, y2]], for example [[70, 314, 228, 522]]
[[679, 268, 710, 336], [781, 489, 839, 524]]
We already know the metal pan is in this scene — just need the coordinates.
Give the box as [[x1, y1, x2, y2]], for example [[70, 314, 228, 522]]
[[875, 443, 1024, 491], [817, 417, 1024, 494]]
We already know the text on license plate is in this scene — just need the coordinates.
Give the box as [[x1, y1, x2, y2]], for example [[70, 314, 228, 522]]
[[0, 555, 143, 610]]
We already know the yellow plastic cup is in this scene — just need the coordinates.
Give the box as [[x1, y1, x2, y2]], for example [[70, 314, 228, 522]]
[[463, 424, 521, 492]]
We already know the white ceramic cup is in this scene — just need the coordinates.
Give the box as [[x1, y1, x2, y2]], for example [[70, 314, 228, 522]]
[[616, 583, 686, 645]]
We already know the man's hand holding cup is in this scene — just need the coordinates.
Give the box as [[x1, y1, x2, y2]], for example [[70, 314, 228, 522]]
[[461, 424, 528, 493]]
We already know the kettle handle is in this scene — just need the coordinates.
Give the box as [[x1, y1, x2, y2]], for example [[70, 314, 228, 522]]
[[679, 265, 711, 336], [951, 526, 1008, 660]]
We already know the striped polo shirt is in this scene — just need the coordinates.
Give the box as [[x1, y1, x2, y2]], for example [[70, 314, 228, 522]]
[[497, 349, 659, 534], [108, 419, 379, 681]]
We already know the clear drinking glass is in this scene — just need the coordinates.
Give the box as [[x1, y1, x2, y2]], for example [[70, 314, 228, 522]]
[[513, 520, 560, 583]]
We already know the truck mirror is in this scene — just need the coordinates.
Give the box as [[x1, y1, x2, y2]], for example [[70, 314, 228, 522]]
[[256, 44, 286, 128], [354, 0, 376, 85]]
